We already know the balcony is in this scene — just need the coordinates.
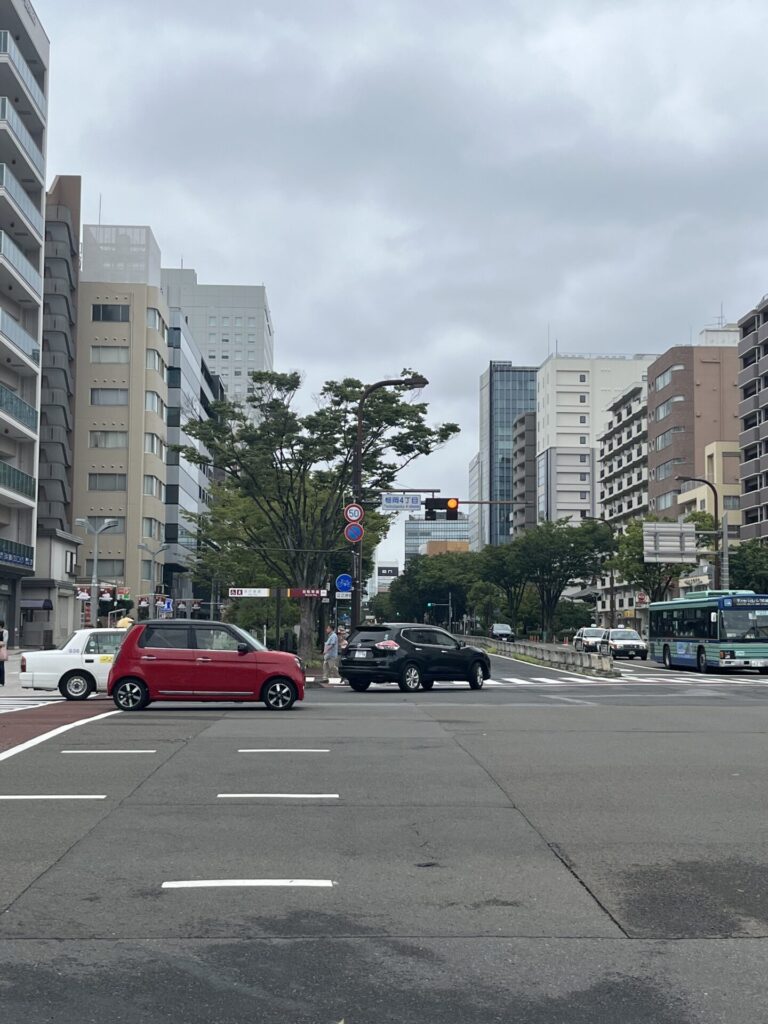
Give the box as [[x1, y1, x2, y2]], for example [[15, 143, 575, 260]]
[[0, 98, 44, 181], [739, 330, 759, 360], [0, 460, 35, 500], [739, 361, 761, 386], [45, 204, 74, 246], [0, 230, 40, 297], [740, 425, 762, 448], [0, 536, 33, 569], [44, 241, 75, 288], [43, 314, 74, 359], [0, 381, 36, 432], [0, 33, 46, 123], [740, 392, 763, 417], [0, 163, 42, 239], [0, 309, 38, 369]]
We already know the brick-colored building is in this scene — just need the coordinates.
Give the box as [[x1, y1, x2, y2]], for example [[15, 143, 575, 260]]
[[647, 330, 740, 520]]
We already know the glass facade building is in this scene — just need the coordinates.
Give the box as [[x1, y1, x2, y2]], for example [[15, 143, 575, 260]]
[[479, 363, 537, 547], [404, 512, 470, 565]]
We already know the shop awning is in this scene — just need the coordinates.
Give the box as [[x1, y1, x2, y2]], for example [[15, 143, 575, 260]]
[[21, 599, 54, 611]]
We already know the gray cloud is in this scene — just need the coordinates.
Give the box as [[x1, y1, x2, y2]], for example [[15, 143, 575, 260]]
[[37, 0, 768, 559]]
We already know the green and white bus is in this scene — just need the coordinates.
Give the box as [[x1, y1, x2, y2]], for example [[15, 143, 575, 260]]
[[649, 591, 768, 673]]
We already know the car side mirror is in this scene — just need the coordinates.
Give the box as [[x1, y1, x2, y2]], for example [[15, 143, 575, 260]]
[[458, 640, 465, 648], [237, 642, 250, 654]]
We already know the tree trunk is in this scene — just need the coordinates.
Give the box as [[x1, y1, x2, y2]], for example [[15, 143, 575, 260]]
[[298, 597, 318, 665]]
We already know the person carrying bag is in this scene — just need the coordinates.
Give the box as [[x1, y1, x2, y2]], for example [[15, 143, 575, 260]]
[[0, 619, 8, 686]]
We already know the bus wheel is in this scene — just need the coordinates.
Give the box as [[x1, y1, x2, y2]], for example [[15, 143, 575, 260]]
[[696, 647, 708, 674], [663, 645, 673, 670]]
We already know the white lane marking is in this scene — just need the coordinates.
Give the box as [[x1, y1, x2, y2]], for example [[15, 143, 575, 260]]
[[238, 749, 330, 754], [541, 694, 596, 705], [0, 794, 107, 800], [218, 793, 339, 799], [60, 749, 157, 754], [0, 700, 65, 715], [0, 710, 121, 763], [162, 879, 336, 889], [502, 677, 533, 685]]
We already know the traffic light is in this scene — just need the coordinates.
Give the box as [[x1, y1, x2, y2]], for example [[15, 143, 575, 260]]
[[424, 497, 460, 521], [427, 602, 433, 608]]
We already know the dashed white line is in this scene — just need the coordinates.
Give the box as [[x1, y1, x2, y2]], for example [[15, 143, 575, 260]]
[[162, 879, 336, 889], [237, 749, 330, 754], [60, 749, 157, 755], [0, 794, 107, 800], [218, 793, 339, 800]]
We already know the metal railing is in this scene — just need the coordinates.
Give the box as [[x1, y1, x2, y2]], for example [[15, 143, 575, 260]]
[[0, 536, 33, 567], [0, 163, 43, 235], [0, 229, 41, 294], [0, 460, 35, 498], [0, 33, 46, 118], [1, 309, 39, 363], [0, 380, 36, 430], [0, 98, 44, 177]]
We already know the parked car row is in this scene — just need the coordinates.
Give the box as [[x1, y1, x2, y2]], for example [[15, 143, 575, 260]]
[[573, 626, 648, 659]]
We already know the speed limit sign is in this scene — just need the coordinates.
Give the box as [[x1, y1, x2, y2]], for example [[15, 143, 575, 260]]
[[344, 503, 365, 524]]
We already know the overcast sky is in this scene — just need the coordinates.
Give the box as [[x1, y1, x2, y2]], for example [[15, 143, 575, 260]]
[[38, 0, 768, 565]]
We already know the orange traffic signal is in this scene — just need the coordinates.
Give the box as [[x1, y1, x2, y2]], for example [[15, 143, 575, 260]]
[[446, 498, 459, 520]]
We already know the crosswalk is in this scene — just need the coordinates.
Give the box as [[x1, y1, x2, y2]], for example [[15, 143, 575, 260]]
[[0, 696, 63, 714]]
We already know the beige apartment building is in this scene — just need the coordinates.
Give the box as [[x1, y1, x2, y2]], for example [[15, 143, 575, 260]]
[[72, 226, 170, 604]]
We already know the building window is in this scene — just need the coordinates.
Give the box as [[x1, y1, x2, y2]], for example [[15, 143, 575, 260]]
[[89, 430, 128, 449], [208, 316, 217, 327], [657, 490, 680, 510], [143, 475, 165, 500], [222, 317, 229, 327], [580, 473, 587, 481], [145, 349, 166, 376], [579, 374, 586, 383], [579, 435, 587, 444], [579, 415, 587, 424], [579, 491, 588, 500], [144, 432, 166, 460], [146, 308, 166, 332], [85, 559, 125, 577], [234, 369, 242, 377], [221, 353, 229, 360], [86, 515, 126, 533], [88, 473, 127, 490], [654, 364, 685, 392], [208, 352, 216, 360], [234, 350, 243, 360], [145, 391, 166, 418], [656, 457, 684, 481], [579, 394, 587, 403], [723, 495, 741, 510], [90, 388, 128, 405], [579, 454, 588, 463], [142, 517, 162, 539], [247, 317, 256, 328], [91, 345, 129, 363], [655, 395, 684, 421], [140, 559, 153, 580], [92, 304, 129, 322], [654, 426, 684, 451], [234, 316, 243, 328]]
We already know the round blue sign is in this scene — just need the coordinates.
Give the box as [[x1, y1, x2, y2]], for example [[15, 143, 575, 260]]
[[335, 573, 353, 592], [344, 522, 364, 544]]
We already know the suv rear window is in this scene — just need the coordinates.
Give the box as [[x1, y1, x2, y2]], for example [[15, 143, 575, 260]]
[[348, 627, 397, 647], [139, 626, 190, 649]]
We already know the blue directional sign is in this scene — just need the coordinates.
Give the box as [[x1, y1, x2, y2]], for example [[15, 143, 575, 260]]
[[335, 573, 353, 592]]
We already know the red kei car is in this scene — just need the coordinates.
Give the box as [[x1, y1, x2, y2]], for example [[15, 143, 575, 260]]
[[107, 620, 305, 711]]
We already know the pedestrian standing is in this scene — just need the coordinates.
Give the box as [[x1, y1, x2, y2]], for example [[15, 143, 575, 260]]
[[323, 624, 339, 682], [0, 619, 8, 687], [117, 613, 135, 629]]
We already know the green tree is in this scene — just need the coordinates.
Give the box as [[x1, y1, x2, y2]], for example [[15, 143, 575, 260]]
[[477, 542, 529, 626], [729, 540, 768, 592], [387, 552, 481, 624], [613, 517, 692, 602], [368, 592, 395, 622], [179, 370, 458, 662], [467, 580, 506, 630], [514, 520, 613, 639]]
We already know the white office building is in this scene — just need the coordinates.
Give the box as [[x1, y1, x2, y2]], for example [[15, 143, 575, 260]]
[[536, 353, 657, 523], [161, 268, 274, 403]]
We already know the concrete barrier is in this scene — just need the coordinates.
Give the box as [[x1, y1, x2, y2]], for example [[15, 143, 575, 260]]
[[458, 635, 618, 677]]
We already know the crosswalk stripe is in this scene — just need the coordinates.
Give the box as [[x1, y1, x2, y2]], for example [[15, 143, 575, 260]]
[[0, 700, 63, 715]]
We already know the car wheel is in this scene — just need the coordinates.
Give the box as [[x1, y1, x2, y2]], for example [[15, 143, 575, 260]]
[[628, 653, 635, 659], [59, 672, 94, 701], [262, 678, 297, 710], [348, 679, 371, 692], [663, 645, 673, 670], [399, 663, 422, 692], [468, 661, 485, 690], [112, 678, 149, 711], [641, 653, 648, 661], [696, 647, 708, 674], [759, 667, 768, 675], [421, 679, 435, 690]]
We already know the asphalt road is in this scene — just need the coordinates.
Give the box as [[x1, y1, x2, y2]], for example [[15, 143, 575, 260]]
[[2, 653, 768, 1022]]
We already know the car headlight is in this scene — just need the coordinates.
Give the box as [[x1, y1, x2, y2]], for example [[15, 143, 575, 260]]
[[294, 656, 303, 671]]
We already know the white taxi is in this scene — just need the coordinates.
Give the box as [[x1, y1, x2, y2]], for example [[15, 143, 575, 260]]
[[20, 628, 127, 700]]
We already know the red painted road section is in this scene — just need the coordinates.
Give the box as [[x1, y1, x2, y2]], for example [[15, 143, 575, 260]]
[[0, 698, 114, 754]]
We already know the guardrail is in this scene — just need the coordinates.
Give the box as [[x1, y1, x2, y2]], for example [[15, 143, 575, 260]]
[[457, 634, 618, 677]]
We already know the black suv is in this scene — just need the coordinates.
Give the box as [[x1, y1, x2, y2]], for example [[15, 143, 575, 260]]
[[340, 623, 491, 692]]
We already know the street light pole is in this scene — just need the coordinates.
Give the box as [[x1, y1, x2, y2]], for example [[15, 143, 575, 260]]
[[75, 517, 119, 627], [676, 476, 720, 589], [351, 375, 428, 626], [138, 541, 170, 605]]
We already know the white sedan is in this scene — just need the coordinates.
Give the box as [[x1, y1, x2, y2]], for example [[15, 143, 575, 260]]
[[20, 628, 127, 700]]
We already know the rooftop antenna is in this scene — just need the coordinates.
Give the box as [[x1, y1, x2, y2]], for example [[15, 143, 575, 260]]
[[98, 193, 102, 225], [547, 322, 551, 356]]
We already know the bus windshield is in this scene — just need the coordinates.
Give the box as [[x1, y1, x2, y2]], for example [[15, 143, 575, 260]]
[[720, 608, 768, 641]]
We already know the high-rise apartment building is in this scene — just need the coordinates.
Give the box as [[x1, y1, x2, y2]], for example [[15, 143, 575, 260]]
[[21, 175, 80, 646], [0, 0, 48, 642], [738, 297, 768, 540], [474, 362, 536, 547], [467, 452, 485, 551], [164, 307, 223, 599], [536, 354, 657, 523], [510, 412, 536, 536], [74, 226, 172, 603], [161, 268, 274, 403], [647, 329, 739, 521]]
